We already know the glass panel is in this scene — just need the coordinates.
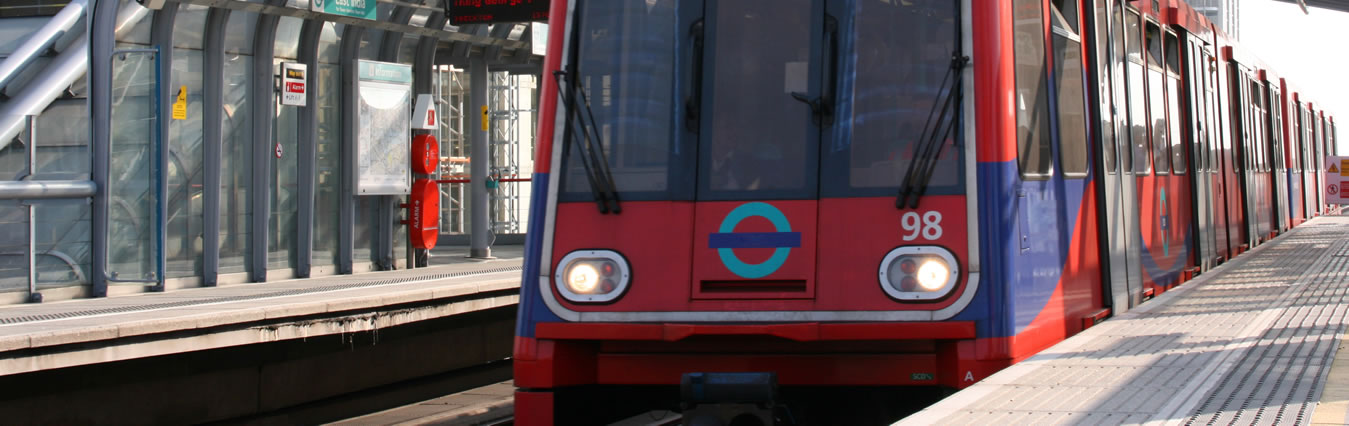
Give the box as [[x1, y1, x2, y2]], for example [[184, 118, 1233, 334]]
[[271, 60, 300, 271], [561, 0, 677, 197], [274, 17, 305, 60], [108, 50, 160, 282], [173, 4, 210, 50], [166, 48, 204, 278], [838, 0, 961, 191], [220, 12, 255, 275], [0, 205, 24, 292], [701, 0, 814, 195], [1014, 0, 1052, 178], [35, 103, 92, 289], [115, 3, 153, 46], [314, 63, 341, 266]]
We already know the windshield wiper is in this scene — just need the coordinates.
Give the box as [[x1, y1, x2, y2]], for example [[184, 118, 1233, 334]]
[[554, 68, 622, 214], [896, 52, 968, 210]]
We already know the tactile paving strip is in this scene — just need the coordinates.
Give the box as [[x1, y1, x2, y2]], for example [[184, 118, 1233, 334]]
[[906, 217, 1349, 426], [1184, 233, 1349, 426], [0, 266, 523, 325]]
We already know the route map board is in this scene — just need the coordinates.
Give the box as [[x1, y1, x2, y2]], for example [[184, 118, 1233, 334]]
[[1326, 156, 1349, 205], [447, 0, 548, 25], [355, 60, 412, 196]]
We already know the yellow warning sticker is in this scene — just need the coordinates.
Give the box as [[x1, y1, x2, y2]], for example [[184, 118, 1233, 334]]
[[481, 105, 489, 131], [1341, 159, 1349, 176], [171, 86, 187, 120], [1332, 163, 1341, 174]]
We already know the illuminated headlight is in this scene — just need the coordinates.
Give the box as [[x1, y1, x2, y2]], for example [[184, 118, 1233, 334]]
[[879, 246, 959, 301], [555, 250, 630, 303]]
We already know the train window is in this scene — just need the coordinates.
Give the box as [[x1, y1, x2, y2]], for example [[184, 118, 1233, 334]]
[[1126, 10, 1149, 174], [702, 0, 814, 196], [560, 0, 678, 199], [1095, 1, 1118, 173], [1165, 32, 1184, 174], [1145, 22, 1169, 175], [1253, 81, 1267, 172], [1113, 5, 1133, 172], [1272, 91, 1284, 172], [1014, 0, 1053, 179], [1051, 0, 1079, 33], [1052, 2, 1088, 178], [1145, 23, 1162, 70], [1304, 108, 1313, 170], [834, 0, 963, 194]]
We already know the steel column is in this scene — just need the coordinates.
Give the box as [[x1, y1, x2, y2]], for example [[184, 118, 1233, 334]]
[[89, 0, 120, 297], [469, 56, 491, 259], [250, 1, 284, 282], [23, 116, 40, 303], [338, 25, 366, 274], [150, 2, 177, 292], [201, 7, 230, 286], [295, 19, 322, 278]]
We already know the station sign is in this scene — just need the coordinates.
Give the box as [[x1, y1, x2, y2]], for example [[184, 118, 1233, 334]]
[[355, 60, 413, 196], [280, 63, 307, 107], [1326, 156, 1349, 205], [412, 94, 437, 130], [311, 0, 377, 21], [446, 0, 548, 25]]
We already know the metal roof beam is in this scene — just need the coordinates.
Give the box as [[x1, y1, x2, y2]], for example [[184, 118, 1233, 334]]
[[165, 0, 529, 52]]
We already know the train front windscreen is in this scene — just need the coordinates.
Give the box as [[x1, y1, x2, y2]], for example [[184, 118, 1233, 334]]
[[556, 0, 966, 204]]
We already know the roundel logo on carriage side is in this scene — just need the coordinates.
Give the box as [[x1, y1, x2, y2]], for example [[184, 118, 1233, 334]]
[[707, 202, 801, 279]]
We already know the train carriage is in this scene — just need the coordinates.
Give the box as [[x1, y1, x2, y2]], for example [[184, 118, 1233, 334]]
[[512, 0, 1335, 423]]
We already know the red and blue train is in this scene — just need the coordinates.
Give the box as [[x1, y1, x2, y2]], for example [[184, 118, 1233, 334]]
[[512, 0, 1340, 423]]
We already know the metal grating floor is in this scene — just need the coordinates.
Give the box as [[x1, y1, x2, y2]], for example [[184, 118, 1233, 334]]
[[901, 216, 1349, 426]]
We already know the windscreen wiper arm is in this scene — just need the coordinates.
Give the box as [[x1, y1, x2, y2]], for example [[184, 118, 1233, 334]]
[[896, 53, 968, 210], [554, 69, 622, 214]]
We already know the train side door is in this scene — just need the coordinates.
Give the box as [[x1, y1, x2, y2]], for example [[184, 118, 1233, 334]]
[[687, 0, 826, 298], [1183, 36, 1216, 271], [1268, 85, 1290, 233], [1091, 2, 1144, 311]]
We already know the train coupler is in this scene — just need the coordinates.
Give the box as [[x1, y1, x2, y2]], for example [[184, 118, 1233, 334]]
[[680, 372, 781, 425]]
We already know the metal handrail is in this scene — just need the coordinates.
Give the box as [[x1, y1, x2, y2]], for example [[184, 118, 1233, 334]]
[[0, 0, 88, 93], [0, 0, 149, 150]]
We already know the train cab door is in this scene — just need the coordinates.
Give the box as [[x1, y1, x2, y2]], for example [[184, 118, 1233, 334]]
[[1091, 1, 1144, 311], [686, 0, 827, 298]]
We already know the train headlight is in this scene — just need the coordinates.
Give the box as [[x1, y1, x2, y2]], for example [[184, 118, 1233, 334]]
[[879, 246, 959, 301], [555, 250, 630, 303]]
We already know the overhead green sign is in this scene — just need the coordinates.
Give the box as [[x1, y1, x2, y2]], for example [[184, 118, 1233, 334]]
[[311, 0, 377, 21], [358, 60, 412, 84]]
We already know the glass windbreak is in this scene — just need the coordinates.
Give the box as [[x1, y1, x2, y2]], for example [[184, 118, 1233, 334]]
[[559, 0, 679, 201], [829, 0, 963, 196], [108, 50, 161, 283]]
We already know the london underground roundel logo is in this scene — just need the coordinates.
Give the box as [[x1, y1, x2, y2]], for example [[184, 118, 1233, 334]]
[[708, 202, 801, 279]]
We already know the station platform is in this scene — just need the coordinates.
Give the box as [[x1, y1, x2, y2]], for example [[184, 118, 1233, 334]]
[[901, 215, 1349, 425], [0, 246, 522, 377]]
